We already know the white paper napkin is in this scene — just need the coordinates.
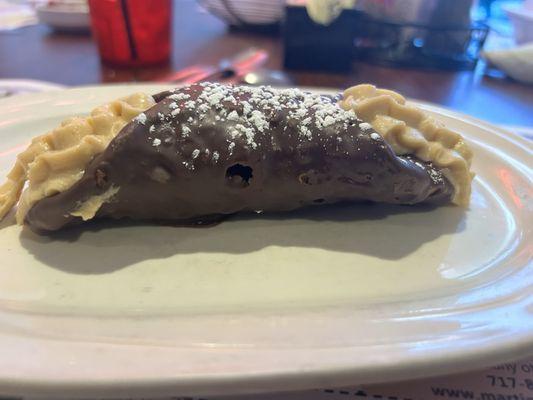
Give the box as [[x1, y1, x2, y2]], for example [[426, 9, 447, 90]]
[[484, 44, 533, 84], [28, 357, 533, 400], [0, 0, 38, 31]]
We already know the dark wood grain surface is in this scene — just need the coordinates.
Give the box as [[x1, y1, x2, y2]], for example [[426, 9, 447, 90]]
[[0, 0, 531, 126]]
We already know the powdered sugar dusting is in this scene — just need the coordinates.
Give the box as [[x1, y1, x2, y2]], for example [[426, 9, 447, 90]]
[[181, 126, 191, 136], [158, 83, 369, 170], [227, 110, 239, 121], [135, 113, 147, 125], [168, 93, 190, 101]]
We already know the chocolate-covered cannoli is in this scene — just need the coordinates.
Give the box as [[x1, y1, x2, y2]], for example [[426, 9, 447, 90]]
[[0, 83, 473, 233]]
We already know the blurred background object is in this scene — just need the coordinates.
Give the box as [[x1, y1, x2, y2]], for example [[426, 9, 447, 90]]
[[305, 0, 355, 25], [35, 0, 90, 32], [241, 68, 293, 86], [0, 0, 531, 125], [88, 0, 171, 67], [483, 43, 533, 83], [285, 0, 489, 72], [357, 0, 473, 25], [158, 47, 272, 84], [284, 2, 355, 72], [480, 0, 533, 83], [0, 78, 64, 98], [503, 0, 533, 44], [198, 0, 284, 33], [0, 0, 37, 31]]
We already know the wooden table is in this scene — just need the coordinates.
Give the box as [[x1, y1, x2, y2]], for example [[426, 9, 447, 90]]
[[1, 0, 532, 126]]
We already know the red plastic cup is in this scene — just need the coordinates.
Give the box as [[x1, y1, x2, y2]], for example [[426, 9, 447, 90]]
[[88, 0, 171, 67]]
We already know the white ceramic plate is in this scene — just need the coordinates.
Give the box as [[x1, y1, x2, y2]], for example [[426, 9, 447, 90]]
[[0, 79, 65, 98], [0, 85, 531, 399]]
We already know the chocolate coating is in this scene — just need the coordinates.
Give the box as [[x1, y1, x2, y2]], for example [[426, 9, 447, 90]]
[[26, 83, 453, 232]]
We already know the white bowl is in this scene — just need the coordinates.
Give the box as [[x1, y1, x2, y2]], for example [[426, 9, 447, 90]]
[[198, 0, 285, 25]]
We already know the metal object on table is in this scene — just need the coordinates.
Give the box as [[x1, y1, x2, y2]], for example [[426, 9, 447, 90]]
[[241, 68, 293, 86], [159, 47, 269, 85], [158, 65, 218, 85], [206, 47, 269, 81]]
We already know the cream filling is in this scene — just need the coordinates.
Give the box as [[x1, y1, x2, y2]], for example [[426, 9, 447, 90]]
[[71, 186, 120, 221], [339, 84, 474, 206], [0, 92, 155, 224]]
